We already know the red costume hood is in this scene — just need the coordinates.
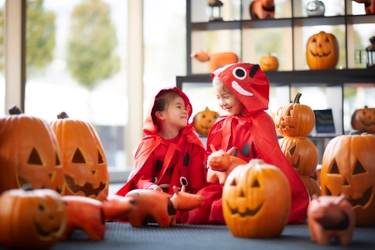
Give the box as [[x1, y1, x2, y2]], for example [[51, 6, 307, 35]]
[[212, 63, 269, 115]]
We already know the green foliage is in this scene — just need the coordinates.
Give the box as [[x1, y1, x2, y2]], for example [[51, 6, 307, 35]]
[[66, 0, 120, 90], [26, 0, 56, 75]]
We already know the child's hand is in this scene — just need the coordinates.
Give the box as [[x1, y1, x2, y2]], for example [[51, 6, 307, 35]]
[[148, 184, 162, 192]]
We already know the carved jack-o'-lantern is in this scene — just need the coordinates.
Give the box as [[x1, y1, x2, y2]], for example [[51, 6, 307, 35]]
[[223, 159, 291, 238], [50, 112, 109, 199], [193, 107, 220, 136], [351, 106, 375, 134], [306, 31, 339, 70], [0, 106, 64, 194], [279, 137, 318, 176], [259, 53, 279, 71], [273, 93, 316, 137], [0, 187, 66, 249], [321, 131, 375, 226]]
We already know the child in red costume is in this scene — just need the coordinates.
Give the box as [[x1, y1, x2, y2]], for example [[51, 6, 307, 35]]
[[115, 87, 208, 222], [186, 63, 309, 224]]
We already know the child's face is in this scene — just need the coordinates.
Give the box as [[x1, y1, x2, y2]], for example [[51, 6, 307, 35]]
[[160, 96, 188, 129], [213, 81, 245, 116]]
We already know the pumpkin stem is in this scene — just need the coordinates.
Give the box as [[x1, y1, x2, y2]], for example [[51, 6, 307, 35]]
[[57, 112, 69, 119], [8, 105, 23, 115], [293, 92, 302, 104]]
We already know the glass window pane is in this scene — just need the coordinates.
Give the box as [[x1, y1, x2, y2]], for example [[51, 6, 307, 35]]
[[25, 0, 128, 173]]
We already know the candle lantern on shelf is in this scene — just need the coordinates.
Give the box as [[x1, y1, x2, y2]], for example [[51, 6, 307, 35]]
[[366, 36, 375, 68], [208, 0, 223, 21]]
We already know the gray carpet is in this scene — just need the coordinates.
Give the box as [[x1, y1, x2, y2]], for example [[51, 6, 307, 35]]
[[48, 222, 375, 250]]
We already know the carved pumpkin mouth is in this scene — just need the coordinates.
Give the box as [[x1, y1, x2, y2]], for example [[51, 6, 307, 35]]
[[291, 155, 301, 170], [309, 50, 331, 58], [64, 174, 106, 197], [325, 185, 373, 208], [226, 201, 263, 217], [276, 125, 296, 130], [33, 217, 63, 239], [359, 118, 375, 127], [17, 174, 63, 194]]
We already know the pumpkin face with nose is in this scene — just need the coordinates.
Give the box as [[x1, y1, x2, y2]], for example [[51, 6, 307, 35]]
[[306, 31, 339, 70], [223, 159, 291, 238], [321, 132, 375, 226]]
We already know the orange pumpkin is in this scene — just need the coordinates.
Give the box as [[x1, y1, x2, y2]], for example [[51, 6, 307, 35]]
[[223, 159, 291, 238], [278, 136, 318, 176], [259, 53, 279, 71], [351, 106, 375, 134], [306, 31, 339, 70], [300, 176, 321, 198], [273, 93, 316, 137], [321, 131, 375, 226], [50, 112, 109, 199], [0, 187, 66, 249], [193, 107, 220, 136], [0, 106, 64, 194]]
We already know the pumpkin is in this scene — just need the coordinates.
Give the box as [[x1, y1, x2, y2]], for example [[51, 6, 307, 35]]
[[300, 176, 321, 198], [0, 186, 66, 249], [193, 107, 220, 136], [273, 93, 316, 137], [321, 131, 375, 226], [351, 106, 375, 134], [306, 31, 339, 70], [0, 106, 64, 194], [50, 112, 109, 199], [259, 53, 279, 71], [223, 159, 291, 238], [278, 137, 318, 176]]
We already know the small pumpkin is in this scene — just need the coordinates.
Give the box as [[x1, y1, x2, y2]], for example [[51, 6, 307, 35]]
[[306, 31, 339, 70], [223, 159, 291, 238], [0, 106, 64, 194], [193, 107, 220, 136], [321, 131, 375, 226], [273, 93, 316, 137], [300, 176, 321, 198], [0, 186, 66, 249], [50, 112, 109, 199], [278, 137, 318, 176], [351, 106, 375, 134], [259, 53, 279, 71]]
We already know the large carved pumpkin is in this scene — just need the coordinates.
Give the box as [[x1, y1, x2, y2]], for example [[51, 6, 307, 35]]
[[223, 159, 291, 238], [321, 131, 375, 226], [0, 187, 66, 249], [0, 106, 64, 194], [273, 93, 316, 137], [259, 53, 279, 71], [306, 31, 339, 70], [193, 107, 220, 136], [351, 106, 375, 134], [50, 112, 109, 199], [279, 136, 318, 176]]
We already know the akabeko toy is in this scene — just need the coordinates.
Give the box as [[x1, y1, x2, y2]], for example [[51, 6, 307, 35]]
[[249, 0, 275, 20], [190, 50, 238, 72]]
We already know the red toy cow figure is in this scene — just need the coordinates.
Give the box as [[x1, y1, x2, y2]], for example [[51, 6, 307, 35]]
[[190, 51, 238, 72], [308, 194, 355, 246]]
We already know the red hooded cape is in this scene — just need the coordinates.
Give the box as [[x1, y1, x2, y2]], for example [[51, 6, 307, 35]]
[[116, 87, 207, 200], [185, 63, 309, 224]]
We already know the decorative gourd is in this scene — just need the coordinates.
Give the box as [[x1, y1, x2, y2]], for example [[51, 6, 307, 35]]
[[278, 137, 318, 176], [50, 112, 109, 199], [0, 106, 64, 194], [321, 131, 375, 226], [273, 93, 316, 137], [259, 53, 279, 71], [306, 31, 339, 70], [300, 176, 321, 198], [0, 187, 66, 249], [223, 159, 291, 238], [193, 107, 220, 136], [351, 106, 375, 134]]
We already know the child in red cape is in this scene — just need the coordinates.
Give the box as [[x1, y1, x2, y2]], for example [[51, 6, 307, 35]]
[[185, 63, 309, 225], [115, 87, 208, 222]]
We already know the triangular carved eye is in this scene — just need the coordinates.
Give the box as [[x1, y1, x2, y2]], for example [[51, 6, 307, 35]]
[[288, 143, 296, 156], [353, 160, 367, 175], [230, 179, 237, 186], [251, 178, 260, 188], [28, 147, 43, 165], [98, 150, 105, 164], [55, 152, 61, 166], [328, 160, 340, 174], [72, 148, 86, 163]]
